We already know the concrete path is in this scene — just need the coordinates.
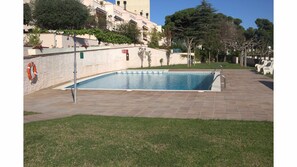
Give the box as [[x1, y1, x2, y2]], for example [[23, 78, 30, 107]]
[[24, 70, 273, 123]]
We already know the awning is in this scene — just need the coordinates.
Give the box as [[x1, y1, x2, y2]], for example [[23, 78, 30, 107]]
[[114, 15, 124, 21], [96, 7, 107, 14], [129, 19, 137, 25]]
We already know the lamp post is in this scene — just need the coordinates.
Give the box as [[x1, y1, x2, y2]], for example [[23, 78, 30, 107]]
[[73, 33, 77, 103]]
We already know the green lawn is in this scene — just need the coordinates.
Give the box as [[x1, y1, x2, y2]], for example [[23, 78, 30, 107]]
[[24, 111, 40, 116], [131, 62, 254, 70], [24, 115, 273, 166]]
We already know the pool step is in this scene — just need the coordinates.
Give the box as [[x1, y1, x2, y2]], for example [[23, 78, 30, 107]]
[[117, 70, 165, 74]]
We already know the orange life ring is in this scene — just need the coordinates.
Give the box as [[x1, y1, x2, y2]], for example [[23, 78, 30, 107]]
[[27, 62, 37, 81]]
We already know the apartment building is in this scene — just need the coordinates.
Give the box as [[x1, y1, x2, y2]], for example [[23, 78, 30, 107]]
[[83, 0, 158, 43], [115, 0, 150, 20], [24, 0, 160, 44]]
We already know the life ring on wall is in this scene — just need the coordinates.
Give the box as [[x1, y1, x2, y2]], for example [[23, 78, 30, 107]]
[[27, 62, 37, 81]]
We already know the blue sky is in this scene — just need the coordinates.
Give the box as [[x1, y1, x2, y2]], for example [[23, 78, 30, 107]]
[[107, 0, 273, 29]]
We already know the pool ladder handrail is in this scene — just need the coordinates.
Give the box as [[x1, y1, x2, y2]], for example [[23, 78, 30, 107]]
[[209, 74, 226, 90], [211, 65, 223, 74]]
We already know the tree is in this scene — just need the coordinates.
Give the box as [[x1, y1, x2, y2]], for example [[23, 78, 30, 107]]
[[33, 0, 89, 30], [217, 14, 245, 62], [84, 15, 98, 29], [96, 13, 107, 30], [161, 26, 172, 65], [24, 3, 32, 25], [25, 27, 42, 47], [165, 0, 218, 66], [160, 58, 164, 66], [192, 0, 218, 64], [165, 7, 197, 67], [117, 22, 141, 44], [146, 51, 152, 68], [138, 47, 146, 68], [148, 28, 160, 48], [254, 19, 274, 58]]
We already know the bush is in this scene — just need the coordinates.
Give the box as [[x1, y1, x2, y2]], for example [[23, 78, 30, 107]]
[[63, 29, 132, 44], [33, 0, 89, 30], [25, 28, 42, 47]]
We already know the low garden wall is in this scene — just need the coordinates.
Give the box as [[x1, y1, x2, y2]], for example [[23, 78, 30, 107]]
[[23, 33, 99, 48], [24, 46, 187, 95]]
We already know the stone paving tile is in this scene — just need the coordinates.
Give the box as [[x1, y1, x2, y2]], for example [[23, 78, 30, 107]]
[[24, 70, 273, 123]]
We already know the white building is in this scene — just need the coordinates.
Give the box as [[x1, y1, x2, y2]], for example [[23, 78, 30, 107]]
[[82, 0, 159, 44], [115, 0, 150, 20], [24, 0, 162, 46]]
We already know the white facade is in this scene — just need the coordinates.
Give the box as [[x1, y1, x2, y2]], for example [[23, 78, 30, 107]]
[[23, 0, 163, 48], [82, 0, 159, 44], [115, 0, 150, 20]]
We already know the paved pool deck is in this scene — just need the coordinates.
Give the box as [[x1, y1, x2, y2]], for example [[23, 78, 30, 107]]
[[24, 69, 273, 123]]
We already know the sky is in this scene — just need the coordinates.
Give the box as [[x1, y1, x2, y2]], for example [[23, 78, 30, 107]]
[[108, 0, 273, 29], [2, 1, 297, 166]]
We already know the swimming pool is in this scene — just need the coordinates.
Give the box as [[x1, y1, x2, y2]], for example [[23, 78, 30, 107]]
[[58, 70, 221, 92]]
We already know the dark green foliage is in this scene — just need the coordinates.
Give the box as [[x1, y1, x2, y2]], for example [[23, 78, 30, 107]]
[[164, 0, 274, 65], [24, 3, 32, 25], [171, 40, 187, 52], [244, 27, 256, 40], [148, 28, 160, 48], [95, 30, 132, 44], [63, 29, 132, 44], [242, 19, 273, 58], [193, 0, 220, 63], [193, 0, 218, 43], [84, 15, 98, 29], [234, 18, 242, 26], [97, 13, 107, 30], [165, 0, 221, 65], [255, 18, 273, 48], [25, 28, 42, 47], [165, 7, 198, 66], [33, 0, 89, 30], [117, 22, 141, 44], [165, 7, 197, 39]]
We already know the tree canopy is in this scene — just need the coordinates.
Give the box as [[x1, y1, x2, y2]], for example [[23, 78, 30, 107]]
[[255, 18, 273, 48], [24, 3, 32, 25], [164, 0, 273, 65], [117, 22, 141, 44], [164, 0, 218, 66], [33, 0, 89, 30], [148, 28, 161, 48]]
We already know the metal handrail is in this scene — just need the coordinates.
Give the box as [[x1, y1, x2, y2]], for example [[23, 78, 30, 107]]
[[211, 65, 223, 74], [209, 74, 226, 90]]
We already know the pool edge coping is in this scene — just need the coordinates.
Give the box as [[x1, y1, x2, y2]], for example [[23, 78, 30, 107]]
[[54, 69, 221, 92]]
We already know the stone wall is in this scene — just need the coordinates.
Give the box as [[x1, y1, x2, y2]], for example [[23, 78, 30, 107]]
[[24, 46, 187, 95]]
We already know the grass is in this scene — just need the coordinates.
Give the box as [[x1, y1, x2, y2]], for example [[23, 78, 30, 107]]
[[24, 111, 40, 116], [24, 115, 273, 167], [131, 62, 254, 70], [264, 73, 274, 79]]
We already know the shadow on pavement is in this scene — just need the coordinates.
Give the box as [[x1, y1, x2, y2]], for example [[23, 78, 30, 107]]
[[259, 81, 273, 90]]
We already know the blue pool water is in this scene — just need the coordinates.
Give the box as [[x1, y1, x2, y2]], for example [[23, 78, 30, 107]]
[[67, 71, 215, 91]]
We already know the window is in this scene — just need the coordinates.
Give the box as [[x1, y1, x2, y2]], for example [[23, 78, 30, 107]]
[[123, 1, 127, 10], [140, 11, 143, 16], [146, 13, 149, 19], [117, 1, 120, 6]]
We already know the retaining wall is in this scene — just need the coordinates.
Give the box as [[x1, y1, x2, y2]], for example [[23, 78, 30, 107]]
[[24, 46, 187, 95]]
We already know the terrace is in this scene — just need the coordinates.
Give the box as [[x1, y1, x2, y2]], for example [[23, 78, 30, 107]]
[[24, 69, 273, 123]]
